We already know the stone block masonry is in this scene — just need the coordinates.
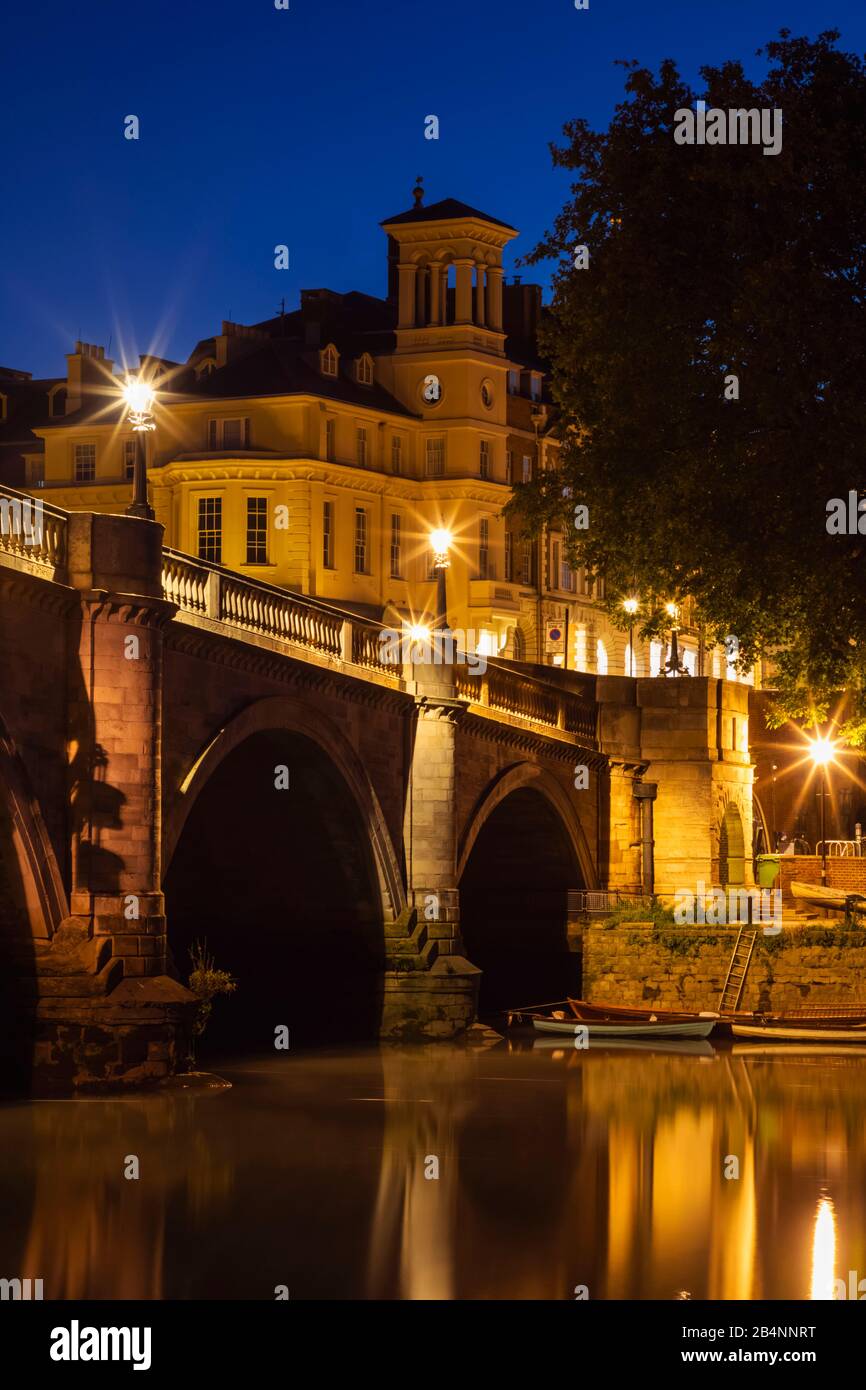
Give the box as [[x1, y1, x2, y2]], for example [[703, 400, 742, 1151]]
[[583, 922, 866, 1014]]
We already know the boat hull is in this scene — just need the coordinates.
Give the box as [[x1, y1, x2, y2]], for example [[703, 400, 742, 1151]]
[[533, 1017, 716, 1040], [732, 1022, 866, 1043], [568, 997, 718, 1024]]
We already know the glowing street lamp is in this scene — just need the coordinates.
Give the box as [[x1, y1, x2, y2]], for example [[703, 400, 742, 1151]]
[[809, 735, 836, 886], [122, 375, 156, 520], [623, 596, 639, 675], [663, 600, 687, 677], [430, 527, 453, 629]]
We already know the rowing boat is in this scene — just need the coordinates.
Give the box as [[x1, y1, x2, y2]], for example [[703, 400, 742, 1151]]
[[533, 1017, 716, 1040], [790, 881, 866, 911], [731, 1021, 866, 1043], [568, 998, 719, 1024]]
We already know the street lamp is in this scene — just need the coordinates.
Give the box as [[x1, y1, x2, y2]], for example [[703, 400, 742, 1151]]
[[623, 596, 639, 675], [810, 736, 835, 887], [122, 375, 156, 520], [664, 600, 687, 677], [430, 527, 453, 630]]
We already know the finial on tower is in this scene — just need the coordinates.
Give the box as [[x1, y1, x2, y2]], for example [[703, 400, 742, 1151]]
[[413, 176, 424, 208]]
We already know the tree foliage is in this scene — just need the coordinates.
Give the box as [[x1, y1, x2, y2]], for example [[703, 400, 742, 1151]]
[[509, 30, 866, 741]]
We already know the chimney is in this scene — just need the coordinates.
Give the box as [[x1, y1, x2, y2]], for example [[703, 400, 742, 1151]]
[[64, 341, 114, 414]]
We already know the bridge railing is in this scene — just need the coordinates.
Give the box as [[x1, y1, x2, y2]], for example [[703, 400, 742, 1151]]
[[0, 484, 67, 574], [455, 664, 597, 744], [162, 548, 394, 674]]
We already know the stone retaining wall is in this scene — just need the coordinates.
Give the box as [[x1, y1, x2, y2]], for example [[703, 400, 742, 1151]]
[[583, 922, 866, 1013]]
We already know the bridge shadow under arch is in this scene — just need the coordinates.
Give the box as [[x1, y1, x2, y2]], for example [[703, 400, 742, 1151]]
[[164, 701, 404, 1055], [458, 766, 592, 1016]]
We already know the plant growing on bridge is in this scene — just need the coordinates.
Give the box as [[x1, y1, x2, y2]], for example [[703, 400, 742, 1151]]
[[187, 940, 238, 1060]]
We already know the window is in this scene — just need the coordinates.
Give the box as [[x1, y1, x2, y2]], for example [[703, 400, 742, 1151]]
[[507, 369, 520, 395], [325, 417, 336, 462], [323, 501, 335, 568], [390, 514, 402, 578], [123, 439, 137, 479], [246, 496, 268, 564], [208, 418, 249, 450], [561, 557, 575, 592], [197, 497, 222, 563], [520, 540, 533, 585], [357, 427, 368, 468], [504, 531, 514, 581], [479, 518, 490, 579], [529, 372, 542, 401], [74, 444, 96, 481], [50, 388, 67, 418], [391, 436, 402, 475], [596, 640, 608, 675], [552, 539, 561, 589], [479, 440, 490, 480], [321, 344, 338, 377], [425, 437, 444, 477], [196, 358, 216, 381], [521, 455, 532, 483], [356, 354, 373, 385], [505, 450, 513, 485], [354, 507, 369, 573]]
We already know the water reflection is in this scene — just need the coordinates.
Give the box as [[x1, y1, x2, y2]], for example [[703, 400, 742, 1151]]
[[1, 1040, 866, 1299]]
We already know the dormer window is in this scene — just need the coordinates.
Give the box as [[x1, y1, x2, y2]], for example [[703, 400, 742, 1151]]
[[196, 358, 216, 381], [321, 344, 339, 378], [0, 393, 6, 422], [49, 386, 67, 418], [356, 354, 374, 386]]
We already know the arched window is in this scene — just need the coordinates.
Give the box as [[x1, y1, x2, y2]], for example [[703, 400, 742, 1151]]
[[321, 344, 339, 378], [356, 354, 374, 386], [49, 387, 67, 418], [512, 627, 526, 661], [650, 641, 663, 676], [196, 358, 216, 381], [596, 639, 608, 675]]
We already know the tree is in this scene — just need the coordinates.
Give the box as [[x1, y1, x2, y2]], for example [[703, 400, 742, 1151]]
[[509, 30, 866, 741]]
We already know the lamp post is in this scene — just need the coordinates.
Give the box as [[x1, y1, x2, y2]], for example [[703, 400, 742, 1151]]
[[664, 600, 687, 677], [810, 737, 835, 887], [623, 596, 639, 676], [430, 527, 453, 631], [123, 376, 156, 520]]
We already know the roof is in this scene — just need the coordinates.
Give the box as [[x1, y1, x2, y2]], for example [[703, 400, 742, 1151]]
[[381, 197, 517, 232]]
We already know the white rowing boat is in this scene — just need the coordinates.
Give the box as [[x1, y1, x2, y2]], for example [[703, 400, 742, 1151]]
[[731, 1022, 866, 1043], [532, 1017, 716, 1040]]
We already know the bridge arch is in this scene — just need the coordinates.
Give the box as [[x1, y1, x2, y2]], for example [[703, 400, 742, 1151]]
[[457, 763, 595, 1014], [163, 696, 405, 1049], [164, 695, 404, 920]]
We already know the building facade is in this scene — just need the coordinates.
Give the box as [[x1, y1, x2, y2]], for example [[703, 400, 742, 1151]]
[[12, 188, 751, 682]]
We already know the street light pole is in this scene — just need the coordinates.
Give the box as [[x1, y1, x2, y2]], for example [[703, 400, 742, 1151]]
[[123, 377, 156, 521], [430, 528, 453, 632], [820, 765, 828, 886]]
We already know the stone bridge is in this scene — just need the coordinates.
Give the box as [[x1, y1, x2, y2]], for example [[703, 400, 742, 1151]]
[[0, 488, 752, 1092]]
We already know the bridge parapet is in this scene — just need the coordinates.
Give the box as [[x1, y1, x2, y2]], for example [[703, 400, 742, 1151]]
[[0, 484, 67, 578], [162, 547, 394, 676]]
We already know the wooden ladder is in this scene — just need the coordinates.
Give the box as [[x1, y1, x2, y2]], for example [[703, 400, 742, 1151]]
[[718, 926, 757, 1012]]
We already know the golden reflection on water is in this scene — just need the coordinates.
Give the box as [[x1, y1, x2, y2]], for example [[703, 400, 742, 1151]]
[[810, 1197, 837, 1300], [2, 1043, 866, 1299]]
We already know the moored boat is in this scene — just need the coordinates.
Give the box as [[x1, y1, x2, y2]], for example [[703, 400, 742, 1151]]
[[533, 1016, 716, 1040], [568, 998, 719, 1023], [732, 1021, 866, 1043], [790, 880, 866, 911]]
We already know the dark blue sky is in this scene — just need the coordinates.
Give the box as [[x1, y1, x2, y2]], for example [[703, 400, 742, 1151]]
[[3, 1, 864, 378]]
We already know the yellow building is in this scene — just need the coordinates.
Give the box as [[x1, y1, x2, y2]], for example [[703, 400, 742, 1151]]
[[19, 186, 747, 680]]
